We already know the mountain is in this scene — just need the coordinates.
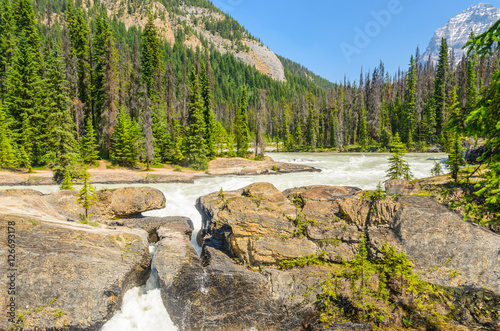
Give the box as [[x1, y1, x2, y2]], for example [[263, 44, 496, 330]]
[[78, 0, 287, 81], [423, 3, 500, 65]]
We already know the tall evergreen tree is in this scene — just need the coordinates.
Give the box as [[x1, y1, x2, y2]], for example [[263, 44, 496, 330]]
[[80, 116, 99, 165], [0, 0, 16, 98], [141, 12, 162, 98], [42, 45, 79, 178], [12, 0, 40, 65], [434, 38, 449, 139], [235, 85, 249, 157], [184, 66, 207, 169], [111, 109, 141, 166], [0, 101, 16, 168], [403, 55, 417, 144], [92, 9, 117, 141], [141, 87, 155, 170], [66, 2, 90, 111], [6, 35, 43, 165], [200, 61, 217, 158]]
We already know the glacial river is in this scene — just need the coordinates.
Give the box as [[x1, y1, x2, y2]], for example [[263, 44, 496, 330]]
[[2, 152, 448, 330]]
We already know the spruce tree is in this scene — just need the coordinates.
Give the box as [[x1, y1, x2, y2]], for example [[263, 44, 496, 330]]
[[184, 66, 207, 170], [60, 169, 74, 190], [6, 34, 43, 165], [403, 55, 417, 144], [446, 133, 465, 182], [465, 45, 478, 115], [200, 62, 217, 158], [42, 45, 79, 178], [386, 133, 413, 181], [76, 171, 98, 221], [111, 109, 141, 166], [12, 0, 40, 65], [235, 85, 249, 157], [0, 101, 16, 168], [0, 0, 16, 98], [80, 116, 99, 165], [141, 86, 155, 170], [141, 12, 162, 98], [65, 2, 89, 109], [173, 118, 184, 163], [434, 38, 449, 139], [92, 9, 117, 138]]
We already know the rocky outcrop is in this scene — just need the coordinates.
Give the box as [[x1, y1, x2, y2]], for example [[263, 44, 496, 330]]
[[0, 187, 166, 222], [0, 215, 150, 330], [182, 182, 500, 330]]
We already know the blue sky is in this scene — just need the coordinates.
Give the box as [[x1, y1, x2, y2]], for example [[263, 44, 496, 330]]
[[211, 0, 500, 83]]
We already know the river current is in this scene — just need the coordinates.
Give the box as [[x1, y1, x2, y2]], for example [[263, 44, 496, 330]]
[[1, 152, 448, 330]]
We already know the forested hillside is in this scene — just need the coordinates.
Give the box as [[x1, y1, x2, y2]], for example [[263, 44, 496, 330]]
[[0, 0, 498, 179]]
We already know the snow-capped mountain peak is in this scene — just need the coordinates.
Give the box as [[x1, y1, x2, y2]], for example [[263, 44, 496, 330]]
[[423, 3, 500, 65]]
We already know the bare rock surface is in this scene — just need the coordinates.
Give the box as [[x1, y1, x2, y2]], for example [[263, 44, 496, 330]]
[[0, 216, 150, 330]]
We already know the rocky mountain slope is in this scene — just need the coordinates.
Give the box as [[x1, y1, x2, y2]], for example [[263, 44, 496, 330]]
[[423, 3, 500, 65], [94, 0, 286, 81]]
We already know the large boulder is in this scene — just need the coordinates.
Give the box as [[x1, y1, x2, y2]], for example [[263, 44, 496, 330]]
[[196, 182, 319, 265], [381, 196, 500, 294], [0, 216, 150, 330], [95, 187, 166, 218]]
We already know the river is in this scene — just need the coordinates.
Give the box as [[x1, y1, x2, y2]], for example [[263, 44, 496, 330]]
[[1, 152, 448, 330]]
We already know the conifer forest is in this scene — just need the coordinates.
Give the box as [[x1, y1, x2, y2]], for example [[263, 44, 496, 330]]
[[0, 0, 499, 177]]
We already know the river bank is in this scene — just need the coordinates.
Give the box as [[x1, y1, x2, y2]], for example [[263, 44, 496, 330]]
[[0, 156, 319, 186]]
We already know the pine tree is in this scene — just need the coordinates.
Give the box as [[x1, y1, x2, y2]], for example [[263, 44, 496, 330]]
[[235, 85, 249, 157], [386, 133, 413, 181], [200, 62, 217, 158], [0, 101, 16, 168], [184, 66, 207, 170], [75, 171, 98, 221], [80, 116, 99, 165], [42, 45, 79, 179], [111, 109, 141, 166], [60, 169, 74, 190]]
